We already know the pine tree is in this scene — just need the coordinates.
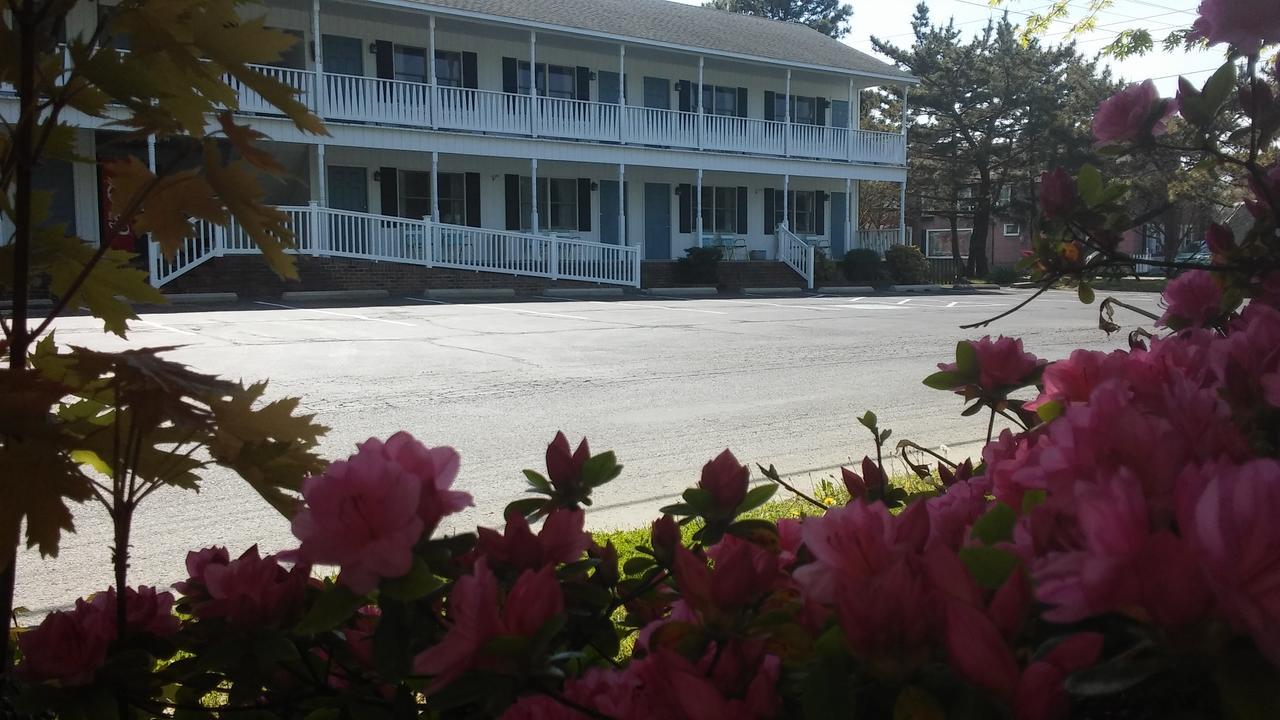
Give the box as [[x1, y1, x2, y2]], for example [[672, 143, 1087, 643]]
[[704, 0, 853, 39]]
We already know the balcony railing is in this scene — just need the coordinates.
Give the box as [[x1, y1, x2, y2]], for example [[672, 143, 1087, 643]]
[[229, 66, 906, 166]]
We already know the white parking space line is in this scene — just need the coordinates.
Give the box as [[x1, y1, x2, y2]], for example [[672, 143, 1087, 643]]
[[407, 297, 449, 305], [713, 299, 880, 312], [253, 301, 417, 327], [585, 300, 726, 315], [897, 298, 912, 305], [135, 319, 200, 337], [473, 304, 590, 321]]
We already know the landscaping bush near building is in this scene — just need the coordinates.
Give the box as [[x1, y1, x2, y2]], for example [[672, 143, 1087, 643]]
[[673, 246, 722, 284], [986, 265, 1021, 286], [841, 248, 882, 282], [813, 249, 841, 283], [884, 243, 932, 285]]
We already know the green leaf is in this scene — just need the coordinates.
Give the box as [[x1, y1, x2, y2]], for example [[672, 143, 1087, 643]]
[[1035, 400, 1064, 423], [252, 631, 302, 663], [623, 556, 655, 575], [658, 502, 695, 516], [961, 402, 985, 417], [381, 557, 443, 602], [969, 502, 1017, 545], [858, 411, 878, 431], [959, 546, 1019, 590], [802, 655, 856, 720], [1021, 489, 1048, 514], [681, 487, 712, 514], [1078, 282, 1095, 304], [1077, 164, 1103, 206], [522, 469, 551, 493], [503, 497, 546, 520], [1200, 61, 1238, 116], [923, 371, 963, 390], [955, 340, 978, 376], [736, 483, 778, 514], [294, 584, 365, 635], [582, 451, 622, 488]]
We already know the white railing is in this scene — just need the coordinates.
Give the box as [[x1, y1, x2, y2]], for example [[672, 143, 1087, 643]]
[[436, 86, 532, 135], [622, 105, 699, 148], [857, 228, 904, 255], [851, 130, 906, 165], [1129, 254, 1162, 276], [152, 205, 640, 288], [790, 124, 846, 161], [324, 73, 433, 127], [230, 66, 315, 116], [702, 115, 786, 156], [776, 225, 814, 289], [536, 96, 620, 143]]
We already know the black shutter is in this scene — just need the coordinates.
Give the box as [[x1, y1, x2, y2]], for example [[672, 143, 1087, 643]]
[[815, 192, 826, 235], [576, 67, 590, 102], [465, 172, 481, 227], [736, 87, 748, 118], [379, 167, 398, 217], [677, 184, 691, 234], [461, 52, 478, 89], [763, 91, 775, 121], [374, 40, 393, 79], [677, 81, 691, 113], [816, 97, 827, 126], [763, 188, 775, 232], [736, 186, 748, 235], [577, 178, 591, 231], [504, 174, 520, 230], [502, 57, 517, 94]]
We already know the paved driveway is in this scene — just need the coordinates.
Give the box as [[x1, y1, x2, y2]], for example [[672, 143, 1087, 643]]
[[16, 288, 1160, 613]]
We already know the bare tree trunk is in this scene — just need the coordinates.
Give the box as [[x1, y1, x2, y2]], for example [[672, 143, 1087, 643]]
[[968, 172, 992, 278], [948, 214, 964, 281]]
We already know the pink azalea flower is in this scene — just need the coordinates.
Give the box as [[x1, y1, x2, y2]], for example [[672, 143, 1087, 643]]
[[545, 431, 590, 495], [16, 603, 113, 686], [475, 508, 591, 571], [1179, 458, 1280, 667], [1026, 349, 1126, 411], [939, 336, 1044, 395], [840, 456, 885, 500], [925, 476, 992, 551], [1189, 0, 1280, 51], [291, 436, 431, 594], [1159, 270, 1223, 328], [86, 586, 180, 639], [793, 501, 921, 604], [838, 559, 937, 673], [1013, 633, 1104, 720], [382, 432, 471, 534], [1093, 80, 1176, 145], [675, 536, 781, 616], [650, 515, 681, 566], [1039, 167, 1076, 220], [698, 449, 749, 516], [175, 545, 307, 628]]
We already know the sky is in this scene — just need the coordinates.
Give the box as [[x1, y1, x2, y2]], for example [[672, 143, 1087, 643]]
[[675, 0, 1224, 94]]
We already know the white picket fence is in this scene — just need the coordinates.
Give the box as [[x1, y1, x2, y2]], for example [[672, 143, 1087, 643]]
[[776, 225, 815, 289], [856, 228, 904, 255], [148, 205, 641, 289]]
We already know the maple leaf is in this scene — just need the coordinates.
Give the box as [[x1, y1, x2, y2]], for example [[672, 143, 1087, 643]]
[[218, 112, 284, 174], [201, 142, 299, 279]]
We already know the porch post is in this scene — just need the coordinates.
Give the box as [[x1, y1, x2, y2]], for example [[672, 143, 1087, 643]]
[[530, 158, 540, 234], [315, 144, 328, 206], [311, 0, 325, 117], [428, 15, 437, 128], [899, 180, 907, 247], [529, 31, 538, 137], [900, 83, 909, 165], [846, 77, 855, 162], [617, 44, 626, 142], [695, 168, 703, 245], [316, 144, 328, 254], [781, 173, 789, 230], [430, 151, 439, 222], [696, 56, 704, 150], [784, 69, 791, 157], [844, 177, 852, 254], [618, 163, 626, 246]]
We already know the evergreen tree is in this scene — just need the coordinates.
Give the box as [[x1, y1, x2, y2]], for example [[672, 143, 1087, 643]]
[[704, 0, 853, 39]]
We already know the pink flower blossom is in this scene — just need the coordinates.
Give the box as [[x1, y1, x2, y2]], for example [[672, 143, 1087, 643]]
[[1026, 349, 1126, 411], [675, 536, 781, 616], [413, 560, 563, 692], [1039, 168, 1076, 220], [1245, 163, 1280, 220], [475, 508, 591, 571], [382, 432, 470, 534], [1159, 270, 1223, 328], [1179, 458, 1280, 667], [793, 501, 923, 604], [650, 515, 681, 566], [925, 477, 993, 550], [175, 545, 307, 627], [1189, 0, 1280, 51], [939, 336, 1044, 395], [1013, 633, 1104, 720], [292, 435, 439, 594], [838, 559, 937, 673], [698, 449, 749, 516], [1204, 222, 1234, 256], [1093, 81, 1175, 145], [840, 456, 885, 501], [16, 603, 112, 686], [545, 431, 590, 495], [87, 586, 179, 638]]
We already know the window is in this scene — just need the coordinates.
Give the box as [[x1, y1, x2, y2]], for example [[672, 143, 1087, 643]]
[[792, 96, 817, 125], [268, 28, 306, 70], [518, 62, 577, 99], [434, 50, 463, 88], [697, 186, 740, 234], [925, 228, 973, 258], [399, 170, 432, 219], [437, 173, 467, 225], [1003, 223, 1021, 237], [520, 177, 579, 231], [771, 190, 818, 234], [699, 85, 740, 116], [999, 185, 1013, 206], [394, 44, 428, 83]]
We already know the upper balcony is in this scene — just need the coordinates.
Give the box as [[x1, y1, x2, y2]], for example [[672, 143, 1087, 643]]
[[232, 66, 906, 166]]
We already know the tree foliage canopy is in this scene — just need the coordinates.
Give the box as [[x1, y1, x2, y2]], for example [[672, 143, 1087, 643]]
[[703, 0, 853, 39]]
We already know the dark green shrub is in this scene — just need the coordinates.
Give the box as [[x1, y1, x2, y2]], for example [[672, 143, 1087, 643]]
[[986, 265, 1022, 286], [842, 248, 882, 282], [814, 249, 840, 283], [884, 244, 931, 285], [674, 246, 722, 284]]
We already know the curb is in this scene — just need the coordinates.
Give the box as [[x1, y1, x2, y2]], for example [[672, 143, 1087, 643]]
[[425, 288, 516, 299], [160, 292, 239, 305], [816, 286, 875, 295], [543, 287, 625, 298], [280, 289, 390, 302], [642, 287, 718, 297], [743, 287, 805, 295], [891, 284, 944, 293], [1011, 281, 1041, 289], [0, 298, 54, 310]]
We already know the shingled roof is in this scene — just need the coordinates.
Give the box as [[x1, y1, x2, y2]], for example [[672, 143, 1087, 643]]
[[397, 0, 915, 81]]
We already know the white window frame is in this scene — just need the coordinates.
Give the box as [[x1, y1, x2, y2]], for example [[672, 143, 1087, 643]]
[[518, 62, 577, 99], [434, 50, 463, 88], [398, 170, 432, 219], [393, 44, 428, 83], [697, 186, 740, 234], [772, 190, 817, 234], [700, 84, 739, 117], [520, 176, 578, 232], [1003, 223, 1021, 237], [925, 227, 973, 258]]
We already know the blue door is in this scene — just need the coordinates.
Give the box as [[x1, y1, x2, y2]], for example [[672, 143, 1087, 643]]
[[327, 166, 368, 212], [643, 77, 670, 109], [644, 183, 670, 259], [322, 35, 363, 76], [830, 191, 847, 257], [598, 71, 621, 104], [600, 180, 623, 244]]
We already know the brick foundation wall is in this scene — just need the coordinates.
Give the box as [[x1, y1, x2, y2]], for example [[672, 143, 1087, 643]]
[[163, 256, 615, 298], [641, 261, 806, 291]]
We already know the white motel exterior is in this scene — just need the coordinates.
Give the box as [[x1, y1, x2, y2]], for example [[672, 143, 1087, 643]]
[[3, 0, 914, 290]]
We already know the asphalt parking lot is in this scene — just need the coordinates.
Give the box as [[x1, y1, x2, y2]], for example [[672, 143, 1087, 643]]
[[17, 288, 1159, 613]]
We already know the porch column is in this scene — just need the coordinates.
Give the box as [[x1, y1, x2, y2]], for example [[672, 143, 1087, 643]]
[[315, 144, 328, 206], [781, 173, 789, 230], [844, 177, 852, 253], [428, 15, 437, 128], [784, 69, 791, 156], [900, 83, 909, 165], [430, 151, 439, 222], [530, 158, 540, 234], [695, 168, 703, 244], [529, 31, 538, 137], [846, 77, 855, 162], [146, 134, 156, 173], [617, 45, 626, 142], [311, 0, 325, 117], [618, 164, 626, 246], [696, 55, 704, 150], [899, 180, 907, 246]]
